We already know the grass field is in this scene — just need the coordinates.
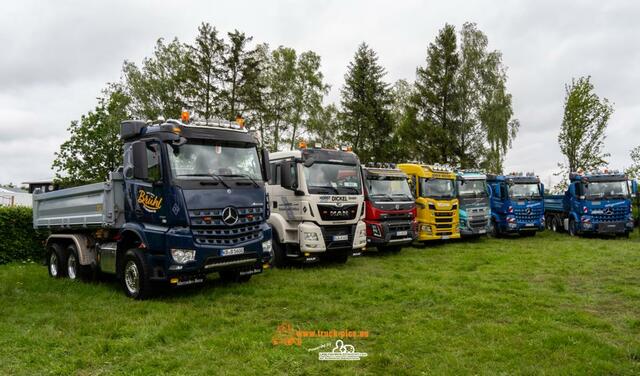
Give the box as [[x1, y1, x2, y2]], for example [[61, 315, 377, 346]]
[[1, 231, 640, 375]]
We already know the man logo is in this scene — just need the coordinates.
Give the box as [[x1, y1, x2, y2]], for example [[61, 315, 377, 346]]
[[222, 207, 239, 225]]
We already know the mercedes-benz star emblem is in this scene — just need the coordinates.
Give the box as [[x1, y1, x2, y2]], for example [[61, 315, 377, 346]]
[[525, 207, 532, 215], [222, 207, 239, 225], [604, 207, 613, 216]]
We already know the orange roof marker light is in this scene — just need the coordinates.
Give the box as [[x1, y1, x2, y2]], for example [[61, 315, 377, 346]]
[[235, 115, 245, 128], [298, 141, 307, 149], [181, 110, 190, 123]]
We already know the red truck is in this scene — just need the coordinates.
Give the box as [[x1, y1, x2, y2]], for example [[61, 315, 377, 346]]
[[362, 164, 417, 252]]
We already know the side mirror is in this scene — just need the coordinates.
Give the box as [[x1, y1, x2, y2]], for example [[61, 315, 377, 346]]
[[261, 148, 271, 182], [132, 141, 148, 180], [540, 183, 545, 196], [632, 180, 638, 195], [280, 160, 298, 191]]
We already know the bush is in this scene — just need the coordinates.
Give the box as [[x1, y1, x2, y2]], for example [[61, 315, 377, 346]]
[[0, 206, 48, 264]]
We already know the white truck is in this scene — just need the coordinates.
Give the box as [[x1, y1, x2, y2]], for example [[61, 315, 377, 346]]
[[266, 145, 367, 265]]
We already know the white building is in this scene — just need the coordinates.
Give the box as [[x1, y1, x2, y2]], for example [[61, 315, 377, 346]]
[[0, 187, 32, 207]]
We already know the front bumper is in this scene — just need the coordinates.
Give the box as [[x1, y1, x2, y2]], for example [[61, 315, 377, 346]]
[[299, 221, 367, 253], [579, 220, 632, 234], [366, 220, 416, 246], [417, 222, 460, 241]]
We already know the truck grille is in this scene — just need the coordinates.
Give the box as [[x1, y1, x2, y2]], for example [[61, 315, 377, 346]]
[[592, 206, 627, 223], [514, 207, 542, 222], [321, 225, 355, 250], [317, 204, 358, 221], [189, 206, 264, 246]]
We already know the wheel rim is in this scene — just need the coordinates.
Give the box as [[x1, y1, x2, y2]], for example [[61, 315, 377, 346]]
[[49, 252, 58, 277], [552, 220, 557, 232], [67, 254, 77, 279], [124, 261, 140, 295], [570, 221, 575, 236]]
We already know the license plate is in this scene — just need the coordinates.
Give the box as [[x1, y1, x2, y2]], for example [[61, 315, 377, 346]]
[[221, 247, 244, 256], [441, 235, 450, 240], [396, 230, 408, 236], [525, 223, 534, 227], [333, 235, 348, 241], [479, 229, 486, 234]]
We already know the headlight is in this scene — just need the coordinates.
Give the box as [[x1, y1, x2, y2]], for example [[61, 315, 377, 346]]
[[420, 224, 431, 233], [171, 249, 196, 264], [262, 239, 272, 254], [304, 232, 319, 241]]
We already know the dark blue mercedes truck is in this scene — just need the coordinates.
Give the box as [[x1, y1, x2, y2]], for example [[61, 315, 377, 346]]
[[33, 118, 272, 299]]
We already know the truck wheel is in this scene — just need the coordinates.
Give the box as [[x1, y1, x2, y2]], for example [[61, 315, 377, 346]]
[[489, 220, 499, 238], [66, 244, 90, 280], [272, 238, 288, 268], [219, 270, 251, 283], [121, 249, 153, 300], [569, 218, 577, 237], [47, 243, 68, 278], [551, 217, 558, 232]]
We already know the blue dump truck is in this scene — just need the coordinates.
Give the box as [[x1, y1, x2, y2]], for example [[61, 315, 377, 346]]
[[544, 171, 635, 237], [455, 170, 491, 237], [487, 173, 545, 236], [33, 118, 272, 299]]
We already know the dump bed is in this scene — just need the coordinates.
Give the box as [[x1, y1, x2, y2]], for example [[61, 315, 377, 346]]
[[544, 194, 565, 213], [33, 172, 125, 230]]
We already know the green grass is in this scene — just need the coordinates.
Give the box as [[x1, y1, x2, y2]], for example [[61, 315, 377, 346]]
[[2, 231, 640, 375]]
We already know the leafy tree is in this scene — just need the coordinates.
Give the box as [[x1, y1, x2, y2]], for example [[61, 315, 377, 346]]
[[557, 76, 613, 184], [339, 43, 394, 163], [307, 104, 341, 147], [123, 38, 190, 120], [184, 23, 225, 121], [52, 85, 131, 187], [626, 145, 640, 179]]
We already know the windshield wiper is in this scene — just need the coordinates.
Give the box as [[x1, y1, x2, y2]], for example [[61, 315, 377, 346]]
[[181, 173, 231, 189], [219, 173, 259, 188], [391, 193, 413, 200], [370, 193, 392, 201], [339, 186, 361, 195]]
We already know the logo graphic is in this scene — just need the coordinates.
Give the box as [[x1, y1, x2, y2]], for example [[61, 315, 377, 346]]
[[137, 190, 163, 212], [222, 207, 239, 225], [172, 203, 180, 215], [395, 204, 400, 210], [319, 340, 368, 361], [604, 207, 613, 216], [525, 207, 532, 215]]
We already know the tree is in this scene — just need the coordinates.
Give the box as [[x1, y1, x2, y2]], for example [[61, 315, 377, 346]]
[[557, 76, 613, 179], [339, 42, 394, 163], [52, 85, 131, 187], [409, 24, 461, 164], [307, 104, 341, 147], [123, 38, 190, 120], [626, 145, 640, 179], [184, 23, 225, 121]]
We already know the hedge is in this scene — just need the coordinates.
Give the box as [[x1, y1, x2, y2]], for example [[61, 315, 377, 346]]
[[0, 206, 48, 264]]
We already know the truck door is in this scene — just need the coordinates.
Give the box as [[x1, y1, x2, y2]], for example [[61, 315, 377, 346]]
[[125, 141, 170, 232]]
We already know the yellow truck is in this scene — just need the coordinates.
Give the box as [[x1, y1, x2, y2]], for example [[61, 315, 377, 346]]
[[397, 164, 460, 241]]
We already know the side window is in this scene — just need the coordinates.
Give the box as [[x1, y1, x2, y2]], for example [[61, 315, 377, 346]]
[[268, 162, 282, 185], [146, 143, 161, 182], [407, 176, 417, 198]]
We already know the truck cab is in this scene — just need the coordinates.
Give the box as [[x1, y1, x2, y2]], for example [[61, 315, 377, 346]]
[[362, 164, 417, 252], [34, 118, 272, 299], [267, 144, 367, 265], [544, 171, 635, 237], [397, 164, 460, 241], [456, 170, 491, 237], [487, 173, 545, 236]]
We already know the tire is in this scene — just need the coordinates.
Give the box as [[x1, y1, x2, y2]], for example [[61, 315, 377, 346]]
[[121, 249, 153, 300], [488, 220, 499, 238], [66, 243, 92, 281], [551, 217, 559, 232], [272, 237, 288, 268], [569, 218, 577, 237], [219, 270, 252, 283], [47, 243, 68, 279]]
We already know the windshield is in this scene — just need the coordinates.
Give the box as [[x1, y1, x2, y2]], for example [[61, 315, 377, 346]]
[[420, 178, 456, 199], [457, 179, 488, 198], [509, 183, 541, 199], [366, 176, 413, 201], [584, 181, 629, 199], [168, 141, 262, 181], [303, 163, 362, 195]]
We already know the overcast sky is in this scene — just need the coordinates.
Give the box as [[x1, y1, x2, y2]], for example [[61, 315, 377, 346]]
[[1, 0, 639, 186]]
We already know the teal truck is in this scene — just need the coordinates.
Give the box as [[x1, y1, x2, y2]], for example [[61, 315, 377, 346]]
[[456, 170, 491, 236]]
